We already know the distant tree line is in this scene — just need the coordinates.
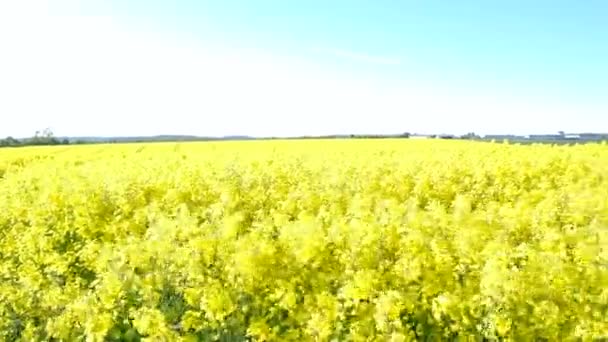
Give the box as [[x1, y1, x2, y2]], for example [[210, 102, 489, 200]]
[[0, 129, 69, 148]]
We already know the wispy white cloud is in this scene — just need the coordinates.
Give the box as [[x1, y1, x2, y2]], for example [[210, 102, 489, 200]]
[[313, 47, 401, 65]]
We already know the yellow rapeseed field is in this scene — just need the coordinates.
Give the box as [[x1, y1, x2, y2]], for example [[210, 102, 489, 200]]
[[0, 139, 607, 341]]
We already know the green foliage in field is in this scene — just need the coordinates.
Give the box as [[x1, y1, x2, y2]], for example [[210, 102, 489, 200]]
[[0, 140, 607, 341]]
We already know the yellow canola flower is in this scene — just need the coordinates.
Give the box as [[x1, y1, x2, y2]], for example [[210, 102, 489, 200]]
[[0, 139, 607, 340]]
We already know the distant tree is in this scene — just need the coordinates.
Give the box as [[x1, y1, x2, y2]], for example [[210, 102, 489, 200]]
[[461, 132, 480, 140], [26, 128, 60, 146], [43, 128, 53, 138], [0, 136, 21, 147]]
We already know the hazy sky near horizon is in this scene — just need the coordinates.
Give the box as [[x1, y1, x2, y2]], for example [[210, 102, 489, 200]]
[[0, 0, 606, 138]]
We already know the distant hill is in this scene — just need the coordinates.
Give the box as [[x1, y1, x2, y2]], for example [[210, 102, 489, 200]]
[[58, 133, 411, 143], [59, 135, 256, 143]]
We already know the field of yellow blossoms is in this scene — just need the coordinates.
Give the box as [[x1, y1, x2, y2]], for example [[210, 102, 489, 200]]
[[0, 139, 607, 341]]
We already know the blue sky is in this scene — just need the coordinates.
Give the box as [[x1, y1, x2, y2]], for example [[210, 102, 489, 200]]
[[0, 0, 606, 137]]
